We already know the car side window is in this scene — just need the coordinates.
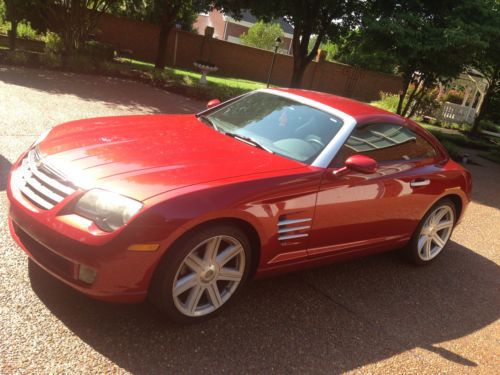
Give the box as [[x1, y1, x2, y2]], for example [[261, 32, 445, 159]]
[[331, 123, 437, 167]]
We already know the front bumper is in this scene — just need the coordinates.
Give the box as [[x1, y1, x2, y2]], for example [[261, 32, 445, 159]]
[[7, 155, 162, 303]]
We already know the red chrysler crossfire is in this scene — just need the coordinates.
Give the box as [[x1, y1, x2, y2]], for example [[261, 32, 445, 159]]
[[7, 88, 472, 322]]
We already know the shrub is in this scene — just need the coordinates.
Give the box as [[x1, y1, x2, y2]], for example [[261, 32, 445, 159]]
[[16, 22, 38, 40], [44, 32, 64, 55], [441, 140, 461, 161], [65, 54, 96, 73], [0, 1, 5, 25], [442, 89, 465, 105], [371, 92, 402, 113], [480, 120, 500, 133], [4, 50, 29, 65], [82, 40, 115, 61], [39, 52, 62, 68]]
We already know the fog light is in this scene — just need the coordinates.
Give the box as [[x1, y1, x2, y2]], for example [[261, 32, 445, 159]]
[[78, 264, 97, 284]]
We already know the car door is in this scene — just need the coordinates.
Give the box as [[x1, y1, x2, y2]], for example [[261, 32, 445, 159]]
[[307, 122, 441, 259]]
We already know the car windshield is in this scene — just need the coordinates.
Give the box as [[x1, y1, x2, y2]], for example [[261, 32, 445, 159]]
[[205, 92, 344, 164]]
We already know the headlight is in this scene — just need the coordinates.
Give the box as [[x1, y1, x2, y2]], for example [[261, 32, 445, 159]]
[[74, 189, 143, 232]]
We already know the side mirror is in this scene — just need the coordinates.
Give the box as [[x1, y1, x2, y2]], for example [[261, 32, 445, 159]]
[[334, 155, 378, 176], [207, 99, 221, 109]]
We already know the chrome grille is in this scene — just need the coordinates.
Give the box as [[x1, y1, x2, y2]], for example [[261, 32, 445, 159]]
[[16, 148, 76, 210], [278, 217, 312, 241]]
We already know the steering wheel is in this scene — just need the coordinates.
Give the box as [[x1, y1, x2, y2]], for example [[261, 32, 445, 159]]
[[305, 135, 325, 150]]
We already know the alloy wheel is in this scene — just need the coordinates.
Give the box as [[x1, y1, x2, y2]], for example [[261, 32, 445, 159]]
[[417, 205, 455, 261], [172, 235, 246, 317]]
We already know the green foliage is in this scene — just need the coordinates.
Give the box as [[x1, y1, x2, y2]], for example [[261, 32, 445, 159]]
[[39, 50, 62, 67], [334, 30, 398, 74], [358, 0, 493, 116], [371, 92, 403, 113], [470, 0, 500, 133], [16, 21, 37, 39], [0, 1, 6, 25], [220, 0, 358, 87], [441, 141, 462, 161], [3, 49, 28, 64], [479, 149, 500, 164], [82, 40, 115, 61], [428, 129, 492, 151], [442, 89, 465, 105], [479, 120, 500, 133], [240, 21, 284, 51], [43, 31, 63, 54]]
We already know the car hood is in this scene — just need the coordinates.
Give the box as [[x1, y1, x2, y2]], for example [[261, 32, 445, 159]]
[[38, 115, 304, 201]]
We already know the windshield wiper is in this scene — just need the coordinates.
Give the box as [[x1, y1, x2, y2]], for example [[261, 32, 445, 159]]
[[198, 115, 219, 131], [224, 132, 274, 154]]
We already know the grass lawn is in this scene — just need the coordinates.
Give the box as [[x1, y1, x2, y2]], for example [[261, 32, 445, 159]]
[[117, 57, 265, 93]]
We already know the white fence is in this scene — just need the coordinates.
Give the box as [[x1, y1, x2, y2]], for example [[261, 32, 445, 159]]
[[438, 102, 476, 124]]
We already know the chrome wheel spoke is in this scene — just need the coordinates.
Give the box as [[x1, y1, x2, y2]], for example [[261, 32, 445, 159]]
[[216, 244, 242, 267], [434, 208, 448, 223], [204, 236, 222, 262], [418, 235, 428, 252], [218, 268, 243, 282], [206, 283, 223, 308], [423, 238, 432, 260], [432, 234, 446, 249], [173, 273, 197, 297], [435, 220, 453, 231], [184, 254, 205, 273], [185, 285, 204, 314]]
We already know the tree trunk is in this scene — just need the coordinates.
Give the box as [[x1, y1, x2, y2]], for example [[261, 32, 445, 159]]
[[397, 77, 411, 115], [155, 23, 172, 70], [290, 58, 307, 88], [471, 67, 498, 135], [8, 19, 18, 51]]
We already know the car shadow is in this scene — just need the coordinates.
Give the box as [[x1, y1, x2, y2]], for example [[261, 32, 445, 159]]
[[466, 161, 500, 210], [0, 154, 12, 191], [29, 241, 499, 373], [0, 65, 204, 114]]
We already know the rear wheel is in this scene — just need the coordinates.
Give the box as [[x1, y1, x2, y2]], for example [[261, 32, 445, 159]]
[[407, 199, 456, 265], [149, 224, 251, 323]]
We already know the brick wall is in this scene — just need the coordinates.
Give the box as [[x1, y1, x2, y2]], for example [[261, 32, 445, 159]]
[[96, 13, 403, 102]]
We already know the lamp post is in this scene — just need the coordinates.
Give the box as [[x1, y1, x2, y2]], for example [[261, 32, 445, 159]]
[[266, 36, 282, 88]]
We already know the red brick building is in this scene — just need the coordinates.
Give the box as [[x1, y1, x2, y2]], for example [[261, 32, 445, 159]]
[[194, 9, 294, 54]]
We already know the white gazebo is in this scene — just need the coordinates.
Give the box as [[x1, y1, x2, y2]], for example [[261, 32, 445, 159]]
[[437, 69, 489, 124]]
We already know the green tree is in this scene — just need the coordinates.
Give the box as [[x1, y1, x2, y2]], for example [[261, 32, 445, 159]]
[[334, 30, 398, 74], [111, 0, 210, 70], [4, 0, 37, 50], [220, 0, 359, 87], [358, 0, 490, 117], [470, 0, 500, 134], [50, 0, 118, 54], [240, 21, 284, 51]]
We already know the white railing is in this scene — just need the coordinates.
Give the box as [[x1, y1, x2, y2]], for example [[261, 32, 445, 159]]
[[438, 102, 476, 124]]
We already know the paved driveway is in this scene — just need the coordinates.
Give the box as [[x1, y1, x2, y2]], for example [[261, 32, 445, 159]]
[[1, 66, 499, 374]]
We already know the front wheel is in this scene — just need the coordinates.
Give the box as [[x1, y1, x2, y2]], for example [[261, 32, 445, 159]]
[[407, 199, 456, 265], [149, 224, 251, 323]]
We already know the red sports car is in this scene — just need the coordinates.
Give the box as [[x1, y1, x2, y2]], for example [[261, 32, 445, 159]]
[[7, 89, 472, 322]]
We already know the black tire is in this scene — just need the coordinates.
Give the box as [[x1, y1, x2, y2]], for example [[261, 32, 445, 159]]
[[406, 198, 457, 266], [149, 224, 252, 323]]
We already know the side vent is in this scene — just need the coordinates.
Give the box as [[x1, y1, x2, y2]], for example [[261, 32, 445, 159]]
[[278, 217, 312, 241]]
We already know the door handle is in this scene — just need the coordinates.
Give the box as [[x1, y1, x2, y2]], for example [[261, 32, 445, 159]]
[[410, 179, 430, 187]]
